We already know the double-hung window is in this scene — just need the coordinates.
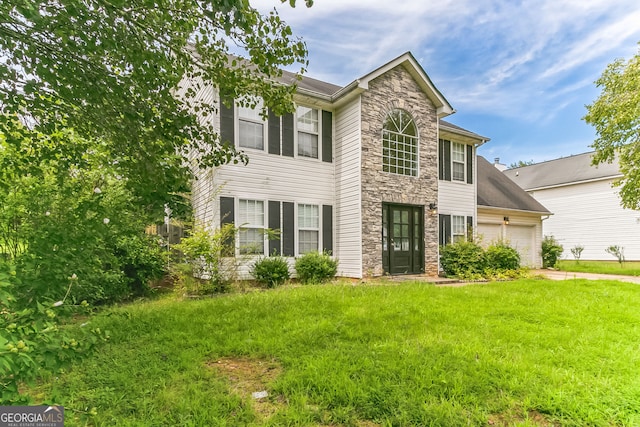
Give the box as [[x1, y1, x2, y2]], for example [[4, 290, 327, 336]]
[[238, 99, 265, 150], [452, 142, 465, 182], [238, 199, 265, 254], [452, 215, 466, 243], [298, 204, 319, 254], [297, 106, 319, 159]]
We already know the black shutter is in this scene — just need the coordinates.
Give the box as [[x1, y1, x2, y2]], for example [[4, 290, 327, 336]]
[[268, 110, 281, 155], [220, 97, 235, 147], [322, 205, 333, 253], [466, 145, 473, 184], [466, 216, 473, 241], [268, 201, 281, 255], [220, 196, 235, 256], [282, 112, 294, 157], [282, 202, 295, 256], [322, 110, 333, 163], [439, 139, 451, 181], [439, 214, 451, 246]]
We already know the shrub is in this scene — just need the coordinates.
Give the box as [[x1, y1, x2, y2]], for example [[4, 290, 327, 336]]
[[439, 240, 486, 277], [294, 251, 338, 284], [251, 255, 290, 288], [485, 241, 520, 270], [570, 245, 585, 262], [541, 235, 563, 268], [172, 224, 237, 295], [605, 245, 625, 266]]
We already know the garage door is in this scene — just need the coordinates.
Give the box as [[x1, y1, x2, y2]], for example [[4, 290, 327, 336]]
[[506, 225, 535, 267], [477, 223, 502, 245], [477, 223, 536, 267]]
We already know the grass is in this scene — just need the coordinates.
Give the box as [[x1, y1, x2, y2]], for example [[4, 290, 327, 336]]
[[558, 259, 640, 276], [29, 279, 640, 426]]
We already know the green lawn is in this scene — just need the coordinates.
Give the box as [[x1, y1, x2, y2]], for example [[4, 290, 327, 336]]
[[30, 279, 640, 426], [558, 259, 640, 276]]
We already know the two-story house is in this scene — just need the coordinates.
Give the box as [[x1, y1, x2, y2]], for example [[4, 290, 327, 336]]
[[188, 52, 492, 278]]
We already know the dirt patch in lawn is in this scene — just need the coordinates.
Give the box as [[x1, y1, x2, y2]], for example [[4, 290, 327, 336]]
[[206, 357, 284, 419], [487, 409, 561, 426], [206, 357, 381, 426]]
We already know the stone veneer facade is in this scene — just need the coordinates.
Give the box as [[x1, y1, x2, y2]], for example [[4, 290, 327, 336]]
[[360, 65, 439, 276]]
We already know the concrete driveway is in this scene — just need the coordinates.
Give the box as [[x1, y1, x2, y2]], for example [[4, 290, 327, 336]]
[[532, 269, 640, 284]]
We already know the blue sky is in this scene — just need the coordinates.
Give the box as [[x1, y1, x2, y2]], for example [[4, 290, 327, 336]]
[[254, 0, 640, 167]]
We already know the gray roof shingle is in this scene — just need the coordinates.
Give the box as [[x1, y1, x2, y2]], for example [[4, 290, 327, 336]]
[[477, 156, 551, 214], [503, 151, 621, 190]]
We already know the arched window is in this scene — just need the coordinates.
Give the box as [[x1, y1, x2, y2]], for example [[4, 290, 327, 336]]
[[382, 109, 418, 176]]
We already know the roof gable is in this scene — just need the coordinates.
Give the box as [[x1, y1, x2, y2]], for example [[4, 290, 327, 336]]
[[477, 156, 551, 214]]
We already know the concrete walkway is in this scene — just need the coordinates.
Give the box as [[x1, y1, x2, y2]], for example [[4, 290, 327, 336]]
[[532, 269, 640, 284]]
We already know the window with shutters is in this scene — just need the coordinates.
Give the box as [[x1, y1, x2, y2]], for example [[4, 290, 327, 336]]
[[297, 106, 319, 158], [298, 203, 319, 254], [238, 199, 265, 254], [237, 98, 266, 150], [452, 142, 465, 182], [452, 215, 466, 243], [382, 109, 418, 176]]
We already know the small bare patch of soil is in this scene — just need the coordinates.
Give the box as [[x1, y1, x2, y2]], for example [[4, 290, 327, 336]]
[[206, 357, 284, 419], [487, 409, 560, 426]]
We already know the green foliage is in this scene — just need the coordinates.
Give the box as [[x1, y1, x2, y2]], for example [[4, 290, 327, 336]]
[[439, 240, 486, 277], [172, 225, 238, 295], [605, 245, 625, 266], [558, 260, 640, 276], [584, 44, 640, 209], [0, 0, 309, 181], [508, 159, 535, 169], [294, 251, 338, 284], [250, 255, 291, 288], [541, 235, 563, 268], [570, 245, 585, 262], [0, 262, 110, 404], [484, 240, 521, 271]]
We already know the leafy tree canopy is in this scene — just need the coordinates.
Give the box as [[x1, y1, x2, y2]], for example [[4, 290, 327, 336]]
[[508, 159, 535, 169], [584, 44, 640, 209], [0, 0, 309, 177]]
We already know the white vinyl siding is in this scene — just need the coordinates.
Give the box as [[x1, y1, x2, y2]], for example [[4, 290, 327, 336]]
[[527, 179, 640, 261], [334, 97, 363, 277], [297, 106, 319, 158], [238, 199, 265, 254]]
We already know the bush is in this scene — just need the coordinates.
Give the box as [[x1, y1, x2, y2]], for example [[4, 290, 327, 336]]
[[541, 235, 563, 268], [251, 255, 290, 288], [485, 241, 520, 270], [294, 251, 338, 284], [439, 240, 486, 277], [172, 224, 237, 295], [605, 245, 625, 266], [570, 245, 584, 262]]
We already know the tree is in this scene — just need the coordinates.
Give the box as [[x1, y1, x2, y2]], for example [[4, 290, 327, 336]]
[[0, 1, 310, 197], [508, 159, 535, 169], [584, 44, 640, 209]]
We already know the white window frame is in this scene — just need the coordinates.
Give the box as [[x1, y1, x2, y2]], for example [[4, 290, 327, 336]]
[[452, 142, 466, 182], [382, 109, 419, 177], [297, 203, 320, 254], [296, 105, 320, 159], [238, 199, 266, 255], [237, 98, 267, 151], [452, 215, 466, 243]]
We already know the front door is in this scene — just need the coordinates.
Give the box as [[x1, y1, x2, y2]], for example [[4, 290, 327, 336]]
[[382, 204, 424, 274]]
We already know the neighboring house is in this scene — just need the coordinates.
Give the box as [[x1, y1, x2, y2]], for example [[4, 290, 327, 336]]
[[503, 152, 640, 261], [188, 52, 497, 278], [476, 156, 551, 267]]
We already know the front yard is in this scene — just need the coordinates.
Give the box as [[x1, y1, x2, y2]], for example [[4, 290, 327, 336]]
[[29, 279, 640, 426], [558, 260, 640, 276]]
